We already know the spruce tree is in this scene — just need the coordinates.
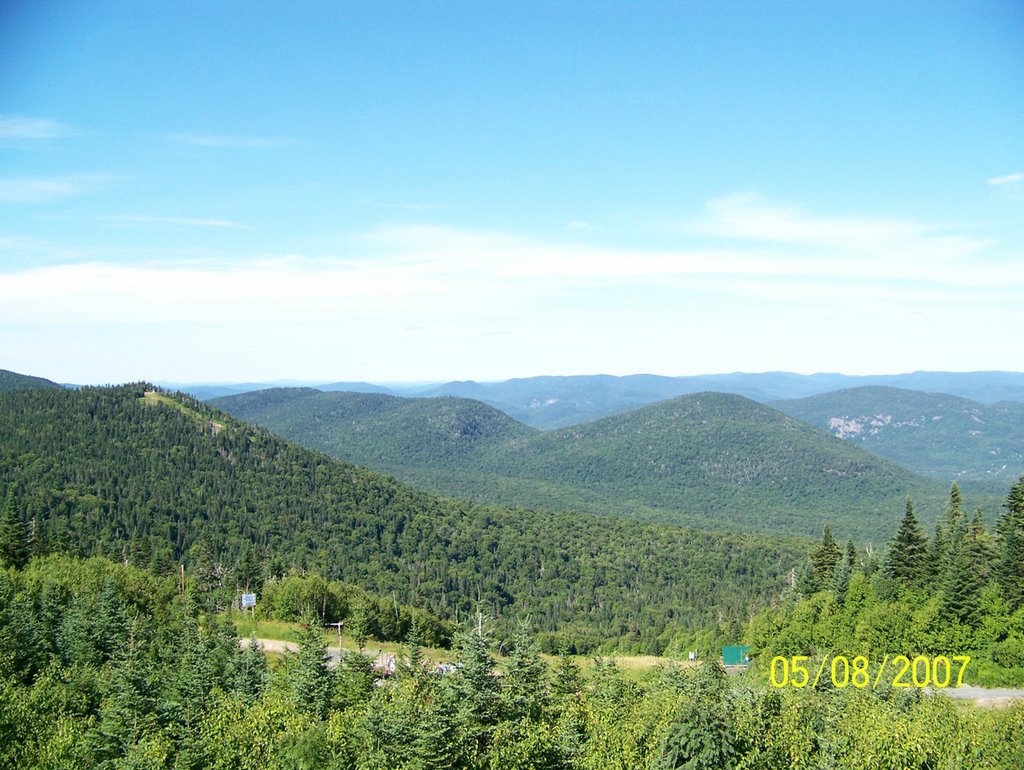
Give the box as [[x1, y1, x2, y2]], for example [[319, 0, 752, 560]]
[[232, 636, 268, 701], [500, 624, 551, 722], [997, 475, 1024, 610], [452, 613, 501, 761], [884, 498, 928, 586], [0, 491, 28, 570], [289, 616, 333, 720], [810, 525, 841, 584]]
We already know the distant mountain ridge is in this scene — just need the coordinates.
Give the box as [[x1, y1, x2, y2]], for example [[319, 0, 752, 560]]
[[185, 371, 1024, 429], [211, 387, 947, 541], [0, 368, 63, 391], [772, 386, 1024, 492]]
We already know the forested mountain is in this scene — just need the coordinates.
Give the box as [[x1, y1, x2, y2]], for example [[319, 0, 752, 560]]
[[772, 386, 1024, 492], [190, 370, 1024, 428], [212, 388, 944, 541], [0, 384, 808, 653], [0, 368, 62, 392], [212, 388, 538, 470]]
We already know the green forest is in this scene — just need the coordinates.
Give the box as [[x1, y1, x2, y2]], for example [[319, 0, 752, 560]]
[[1, 381, 1023, 767], [210, 388, 947, 541]]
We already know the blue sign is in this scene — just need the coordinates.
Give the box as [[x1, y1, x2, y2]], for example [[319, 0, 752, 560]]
[[240, 593, 257, 609]]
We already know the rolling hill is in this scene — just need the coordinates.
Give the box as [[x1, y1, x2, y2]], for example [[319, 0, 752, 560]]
[[771, 386, 1024, 492], [211, 388, 947, 541], [0, 368, 63, 391], [188, 371, 1024, 429], [0, 383, 808, 652]]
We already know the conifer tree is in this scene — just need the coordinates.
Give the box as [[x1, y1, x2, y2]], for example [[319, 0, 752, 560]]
[[289, 616, 333, 720], [0, 491, 28, 570], [396, 615, 426, 682], [810, 525, 841, 584], [884, 498, 928, 586], [232, 635, 267, 701], [997, 475, 1024, 610], [500, 624, 551, 722], [795, 560, 820, 597], [944, 482, 965, 536], [659, 660, 737, 770], [453, 612, 501, 762]]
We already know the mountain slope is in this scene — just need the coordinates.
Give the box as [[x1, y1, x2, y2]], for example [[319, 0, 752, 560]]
[[772, 386, 1024, 491], [0, 368, 63, 391], [212, 388, 944, 540], [211, 388, 537, 473], [0, 383, 806, 651]]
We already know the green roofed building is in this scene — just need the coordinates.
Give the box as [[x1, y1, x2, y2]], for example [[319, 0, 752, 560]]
[[722, 645, 751, 666]]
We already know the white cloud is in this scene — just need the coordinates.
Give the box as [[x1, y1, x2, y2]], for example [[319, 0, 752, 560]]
[[2, 194, 1019, 381], [0, 178, 82, 203], [987, 172, 1024, 186], [108, 215, 248, 229], [684, 192, 992, 266], [165, 133, 291, 149], [0, 115, 74, 139]]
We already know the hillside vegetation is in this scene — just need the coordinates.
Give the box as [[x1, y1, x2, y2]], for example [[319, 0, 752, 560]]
[[0, 368, 62, 392], [772, 386, 1024, 492], [0, 384, 808, 653], [213, 388, 945, 541]]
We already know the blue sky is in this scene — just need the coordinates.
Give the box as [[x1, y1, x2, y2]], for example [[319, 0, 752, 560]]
[[1, 1, 1022, 384]]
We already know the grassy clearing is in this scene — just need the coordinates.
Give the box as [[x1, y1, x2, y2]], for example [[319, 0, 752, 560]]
[[232, 616, 689, 678], [142, 390, 225, 432]]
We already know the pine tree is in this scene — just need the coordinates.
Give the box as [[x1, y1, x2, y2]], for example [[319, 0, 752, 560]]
[[945, 482, 965, 536], [289, 616, 333, 720], [941, 549, 982, 626], [396, 615, 425, 682], [795, 560, 820, 597], [0, 491, 28, 570], [831, 558, 852, 606], [232, 636, 268, 701], [500, 624, 551, 722], [845, 540, 857, 568], [809, 525, 841, 585], [884, 498, 928, 586], [997, 475, 1024, 610], [452, 613, 501, 762], [1000, 474, 1024, 537]]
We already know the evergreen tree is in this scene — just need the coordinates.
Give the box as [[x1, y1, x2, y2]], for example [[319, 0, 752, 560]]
[[90, 619, 160, 765], [659, 660, 737, 770], [925, 522, 949, 582], [884, 498, 928, 586], [289, 616, 333, 720], [397, 615, 425, 682], [941, 544, 984, 627], [809, 525, 841, 584], [794, 560, 820, 597], [997, 475, 1024, 610], [0, 491, 28, 570], [1000, 474, 1024, 537], [845, 540, 857, 568], [831, 558, 852, 606], [500, 624, 551, 722], [452, 614, 502, 762], [232, 635, 268, 701]]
